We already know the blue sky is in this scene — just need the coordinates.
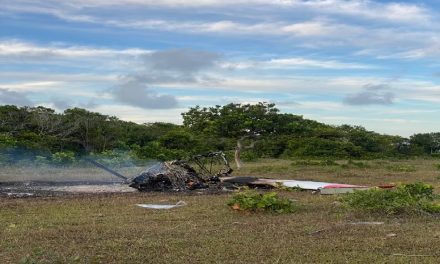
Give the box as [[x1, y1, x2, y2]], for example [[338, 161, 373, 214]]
[[1, 0, 440, 137]]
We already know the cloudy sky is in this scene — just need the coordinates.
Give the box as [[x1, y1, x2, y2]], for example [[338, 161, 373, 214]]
[[1, 0, 440, 137]]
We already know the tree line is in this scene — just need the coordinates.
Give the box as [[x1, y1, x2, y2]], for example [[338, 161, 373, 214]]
[[1, 103, 439, 165]]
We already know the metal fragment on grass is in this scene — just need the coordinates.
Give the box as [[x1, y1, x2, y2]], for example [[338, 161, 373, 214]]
[[349, 221, 384, 225], [136, 200, 187, 209]]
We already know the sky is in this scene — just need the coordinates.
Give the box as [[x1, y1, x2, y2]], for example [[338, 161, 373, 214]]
[[1, 0, 440, 137]]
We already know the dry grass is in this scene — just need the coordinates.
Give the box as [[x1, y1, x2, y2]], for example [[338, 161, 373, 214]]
[[1, 158, 440, 263]]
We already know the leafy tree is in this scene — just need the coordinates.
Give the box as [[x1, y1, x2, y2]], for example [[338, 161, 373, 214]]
[[410, 133, 440, 154], [182, 102, 282, 168]]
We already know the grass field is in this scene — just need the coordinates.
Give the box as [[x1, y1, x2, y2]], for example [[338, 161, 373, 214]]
[[1, 158, 440, 263]]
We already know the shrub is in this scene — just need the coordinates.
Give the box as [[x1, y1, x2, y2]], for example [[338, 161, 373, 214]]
[[0, 133, 17, 148], [240, 151, 259, 162], [34, 155, 49, 166], [227, 190, 298, 213], [340, 182, 440, 215], [51, 151, 76, 165]]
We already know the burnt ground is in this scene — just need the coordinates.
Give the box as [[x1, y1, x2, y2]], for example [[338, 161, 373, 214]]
[[0, 180, 136, 198], [0, 180, 236, 199]]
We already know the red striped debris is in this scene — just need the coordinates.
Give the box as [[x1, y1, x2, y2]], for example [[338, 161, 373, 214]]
[[220, 177, 394, 194]]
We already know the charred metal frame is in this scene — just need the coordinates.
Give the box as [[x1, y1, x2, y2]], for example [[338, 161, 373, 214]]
[[188, 151, 232, 180]]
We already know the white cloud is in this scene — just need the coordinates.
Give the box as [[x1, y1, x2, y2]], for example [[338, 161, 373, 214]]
[[12, 16, 434, 59], [300, 1, 431, 24], [91, 104, 186, 124], [0, 40, 151, 58], [221, 57, 372, 70], [2, 1, 439, 59], [1, 81, 64, 91], [0, 72, 118, 83], [4, 0, 433, 25], [293, 101, 345, 111]]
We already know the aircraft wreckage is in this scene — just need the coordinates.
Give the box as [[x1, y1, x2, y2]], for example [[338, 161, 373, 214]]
[[88, 151, 389, 194], [88, 152, 233, 191]]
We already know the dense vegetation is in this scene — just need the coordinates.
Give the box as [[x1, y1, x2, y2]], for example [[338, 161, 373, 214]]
[[1, 103, 440, 165]]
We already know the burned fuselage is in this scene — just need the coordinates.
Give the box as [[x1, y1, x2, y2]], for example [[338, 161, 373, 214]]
[[128, 152, 232, 191], [128, 161, 207, 191]]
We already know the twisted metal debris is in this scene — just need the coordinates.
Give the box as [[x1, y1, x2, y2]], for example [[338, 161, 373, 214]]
[[128, 151, 233, 191]]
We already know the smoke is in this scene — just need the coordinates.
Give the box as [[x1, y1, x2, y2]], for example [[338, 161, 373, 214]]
[[0, 148, 156, 182]]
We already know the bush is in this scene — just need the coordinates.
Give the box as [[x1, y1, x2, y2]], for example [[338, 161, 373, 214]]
[[34, 155, 50, 166], [52, 151, 76, 165], [0, 133, 17, 148], [227, 190, 298, 213], [240, 151, 259, 162], [340, 182, 440, 215]]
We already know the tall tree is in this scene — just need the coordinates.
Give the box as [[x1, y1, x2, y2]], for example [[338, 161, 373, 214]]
[[182, 102, 282, 168]]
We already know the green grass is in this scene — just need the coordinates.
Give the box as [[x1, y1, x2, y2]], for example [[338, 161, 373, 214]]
[[1, 158, 440, 263]]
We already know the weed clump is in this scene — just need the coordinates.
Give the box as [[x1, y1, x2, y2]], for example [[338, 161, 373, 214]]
[[227, 190, 298, 213], [341, 182, 440, 215]]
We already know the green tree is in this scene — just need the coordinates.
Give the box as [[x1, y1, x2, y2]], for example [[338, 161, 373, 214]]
[[410, 133, 440, 154], [182, 102, 287, 168]]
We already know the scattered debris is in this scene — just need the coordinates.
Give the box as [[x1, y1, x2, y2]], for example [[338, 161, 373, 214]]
[[84, 152, 393, 194], [349, 221, 384, 225], [220, 177, 376, 194], [392, 253, 440, 257], [136, 201, 187, 209], [308, 228, 329, 235], [282, 180, 365, 190], [6, 192, 34, 198]]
